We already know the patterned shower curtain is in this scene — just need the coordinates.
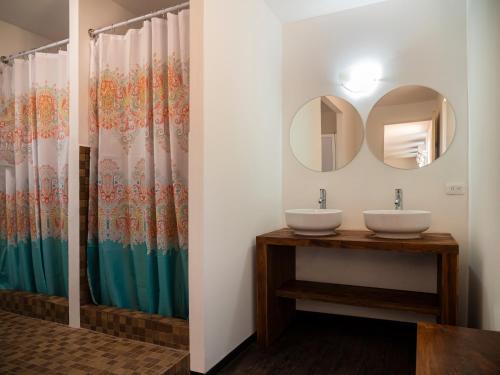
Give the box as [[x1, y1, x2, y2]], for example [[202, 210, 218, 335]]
[[87, 11, 189, 318], [0, 52, 69, 296]]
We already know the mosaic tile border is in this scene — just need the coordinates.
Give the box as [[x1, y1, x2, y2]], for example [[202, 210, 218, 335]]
[[0, 289, 69, 324], [81, 304, 189, 350]]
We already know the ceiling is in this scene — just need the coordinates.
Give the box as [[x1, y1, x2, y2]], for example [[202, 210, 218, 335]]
[[0, 0, 388, 41], [112, 0, 186, 15], [117, 0, 387, 20], [0, 0, 187, 41], [377, 86, 440, 107], [265, 0, 389, 22], [0, 0, 68, 41]]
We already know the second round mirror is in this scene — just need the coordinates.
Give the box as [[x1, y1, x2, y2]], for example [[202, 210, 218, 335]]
[[366, 86, 456, 169], [290, 96, 364, 172]]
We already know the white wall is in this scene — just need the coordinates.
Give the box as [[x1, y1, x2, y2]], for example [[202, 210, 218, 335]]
[[467, 0, 500, 331], [385, 156, 417, 170], [283, 0, 469, 324], [188, 0, 205, 369], [189, 0, 283, 372], [0, 20, 53, 57]]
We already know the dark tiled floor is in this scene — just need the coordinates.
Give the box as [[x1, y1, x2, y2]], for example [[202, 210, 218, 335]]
[[0, 310, 189, 375], [218, 312, 417, 375]]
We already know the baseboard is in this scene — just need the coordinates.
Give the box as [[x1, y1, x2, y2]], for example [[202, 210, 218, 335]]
[[190, 333, 256, 375]]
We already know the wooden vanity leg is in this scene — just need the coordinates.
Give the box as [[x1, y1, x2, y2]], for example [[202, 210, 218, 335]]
[[256, 241, 296, 347], [437, 253, 458, 325]]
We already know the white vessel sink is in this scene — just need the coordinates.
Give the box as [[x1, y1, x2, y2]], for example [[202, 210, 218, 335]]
[[363, 210, 431, 239], [285, 209, 342, 236]]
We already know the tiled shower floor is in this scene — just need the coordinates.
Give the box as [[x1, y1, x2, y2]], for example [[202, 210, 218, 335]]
[[0, 310, 189, 375]]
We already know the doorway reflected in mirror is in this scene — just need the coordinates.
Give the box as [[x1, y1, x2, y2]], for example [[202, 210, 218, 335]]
[[367, 86, 456, 170]]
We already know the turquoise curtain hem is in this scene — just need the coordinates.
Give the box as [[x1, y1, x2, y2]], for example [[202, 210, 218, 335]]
[[0, 238, 68, 297], [87, 240, 188, 319], [0, 239, 8, 290]]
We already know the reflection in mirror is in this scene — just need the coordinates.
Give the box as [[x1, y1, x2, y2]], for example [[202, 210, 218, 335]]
[[366, 86, 456, 169], [290, 96, 364, 172]]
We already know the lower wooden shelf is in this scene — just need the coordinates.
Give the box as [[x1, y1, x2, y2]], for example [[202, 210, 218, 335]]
[[276, 280, 440, 316]]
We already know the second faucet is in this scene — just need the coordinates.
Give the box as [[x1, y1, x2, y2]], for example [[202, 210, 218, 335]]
[[319, 189, 327, 209], [394, 188, 403, 210]]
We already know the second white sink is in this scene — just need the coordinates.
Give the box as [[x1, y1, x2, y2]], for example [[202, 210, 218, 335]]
[[363, 210, 431, 239], [285, 209, 342, 236]]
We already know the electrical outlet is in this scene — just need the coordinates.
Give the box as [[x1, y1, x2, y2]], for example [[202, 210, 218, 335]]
[[446, 183, 466, 195]]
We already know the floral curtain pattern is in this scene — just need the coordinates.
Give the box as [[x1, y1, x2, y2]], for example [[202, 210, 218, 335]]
[[87, 12, 189, 318], [0, 52, 69, 295]]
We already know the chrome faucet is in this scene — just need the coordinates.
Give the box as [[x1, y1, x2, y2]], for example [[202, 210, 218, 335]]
[[394, 188, 403, 210], [318, 189, 327, 209]]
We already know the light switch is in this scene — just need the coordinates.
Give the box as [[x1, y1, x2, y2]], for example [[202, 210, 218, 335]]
[[446, 183, 466, 195]]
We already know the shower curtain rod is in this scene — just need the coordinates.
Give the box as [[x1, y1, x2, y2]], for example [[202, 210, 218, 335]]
[[88, 1, 190, 38], [1, 38, 69, 64]]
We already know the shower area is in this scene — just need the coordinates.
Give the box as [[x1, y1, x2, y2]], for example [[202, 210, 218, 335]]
[[0, 0, 190, 351], [80, 1, 190, 347], [0, 29, 70, 323], [85, 2, 189, 318]]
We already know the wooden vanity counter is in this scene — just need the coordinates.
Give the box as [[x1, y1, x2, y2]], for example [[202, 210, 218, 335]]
[[256, 228, 459, 347]]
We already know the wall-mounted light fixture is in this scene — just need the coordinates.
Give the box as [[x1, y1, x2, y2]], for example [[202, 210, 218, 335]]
[[340, 61, 382, 96]]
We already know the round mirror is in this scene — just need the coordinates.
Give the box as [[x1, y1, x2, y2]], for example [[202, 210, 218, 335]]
[[366, 86, 456, 169], [290, 96, 364, 172]]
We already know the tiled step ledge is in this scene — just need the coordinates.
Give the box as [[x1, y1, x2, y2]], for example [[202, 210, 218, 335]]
[[0, 289, 69, 324], [81, 304, 189, 351]]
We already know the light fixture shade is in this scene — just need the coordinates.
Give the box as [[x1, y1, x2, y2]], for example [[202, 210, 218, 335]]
[[341, 61, 382, 95]]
